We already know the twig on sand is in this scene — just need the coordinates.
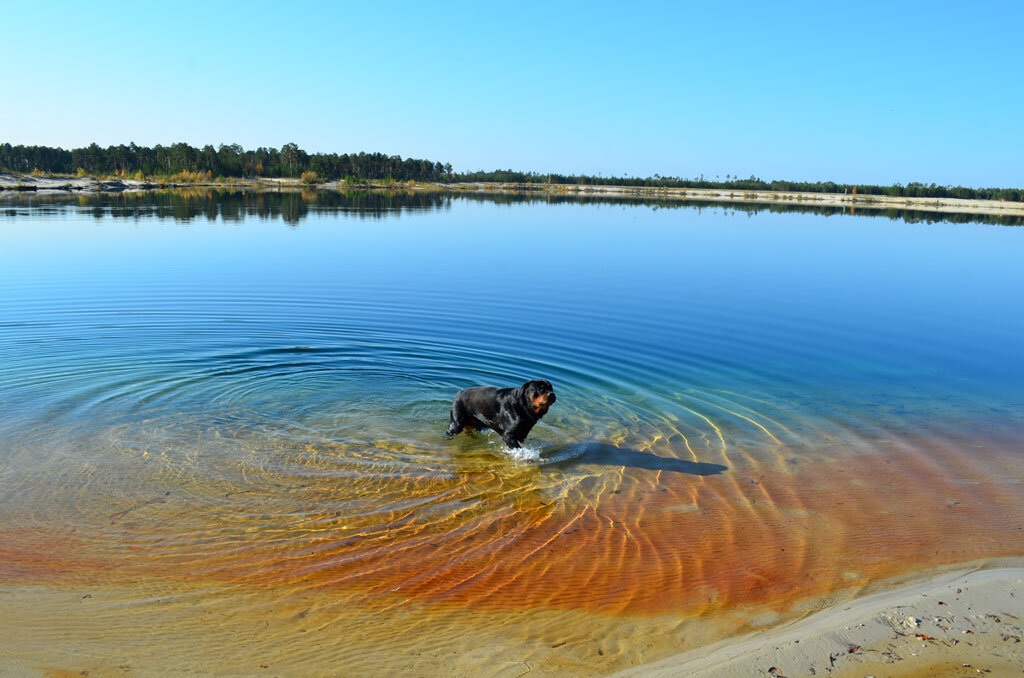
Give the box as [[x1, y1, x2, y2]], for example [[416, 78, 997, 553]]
[[109, 493, 170, 523]]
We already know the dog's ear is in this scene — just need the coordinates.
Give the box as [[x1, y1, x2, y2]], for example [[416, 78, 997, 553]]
[[517, 381, 535, 411]]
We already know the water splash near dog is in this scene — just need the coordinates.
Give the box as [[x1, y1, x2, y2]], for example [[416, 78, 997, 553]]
[[503, 444, 544, 463], [502, 443, 590, 465]]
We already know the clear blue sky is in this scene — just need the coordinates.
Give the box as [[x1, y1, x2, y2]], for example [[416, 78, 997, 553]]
[[4, 1, 1022, 187]]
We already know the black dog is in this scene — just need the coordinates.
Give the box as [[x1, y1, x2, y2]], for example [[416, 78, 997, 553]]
[[445, 379, 556, 449]]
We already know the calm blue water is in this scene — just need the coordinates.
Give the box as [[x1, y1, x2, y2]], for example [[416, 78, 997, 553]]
[[1, 190, 1023, 674], [3, 193, 1021, 448]]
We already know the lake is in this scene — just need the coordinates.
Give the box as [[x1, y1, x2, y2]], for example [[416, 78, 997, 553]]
[[2, 189, 1023, 675]]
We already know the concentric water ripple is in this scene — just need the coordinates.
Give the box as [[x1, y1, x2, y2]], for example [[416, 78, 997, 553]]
[[2, 190, 1023, 675]]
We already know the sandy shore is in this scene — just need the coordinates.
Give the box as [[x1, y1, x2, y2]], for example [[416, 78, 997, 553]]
[[450, 182, 1024, 219], [616, 567, 1024, 678], [0, 173, 228, 194]]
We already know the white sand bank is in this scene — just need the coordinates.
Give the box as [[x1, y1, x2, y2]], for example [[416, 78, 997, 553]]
[[0, 173, 204, 193], [454, 182, 1024, 219], [617, 568, 1024, 678]]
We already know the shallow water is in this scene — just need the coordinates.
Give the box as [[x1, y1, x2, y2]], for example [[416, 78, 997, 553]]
[[1, 190, 1023, 675]]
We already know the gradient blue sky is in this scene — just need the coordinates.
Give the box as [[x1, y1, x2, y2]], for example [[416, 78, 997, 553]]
[[4, 1, 1021, 186]]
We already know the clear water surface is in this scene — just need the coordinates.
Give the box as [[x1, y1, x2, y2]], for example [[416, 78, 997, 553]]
[[1, 190, 1023, 675]]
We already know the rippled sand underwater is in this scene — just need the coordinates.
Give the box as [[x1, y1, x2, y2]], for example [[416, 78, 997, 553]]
[[2, 191, 1023, 676]]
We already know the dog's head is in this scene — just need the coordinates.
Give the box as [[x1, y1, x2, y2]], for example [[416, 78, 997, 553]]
[[519, 379, 556, 417]]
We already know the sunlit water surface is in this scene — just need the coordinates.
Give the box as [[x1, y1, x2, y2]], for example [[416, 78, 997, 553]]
[[1, 191, 1023, 676]]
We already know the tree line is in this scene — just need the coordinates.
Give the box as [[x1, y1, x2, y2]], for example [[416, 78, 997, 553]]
[[1, 141, 1020, 202], [0, 142, 452, 183]]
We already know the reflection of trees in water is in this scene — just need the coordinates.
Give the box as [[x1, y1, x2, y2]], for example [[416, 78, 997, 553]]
[[2, 189, 1021, 227], [1, 189, 457, 225]]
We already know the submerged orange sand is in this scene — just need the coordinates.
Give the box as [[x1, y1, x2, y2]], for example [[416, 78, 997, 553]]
[[4, 431, 1023, 621], [3, 422, 1024, 676]]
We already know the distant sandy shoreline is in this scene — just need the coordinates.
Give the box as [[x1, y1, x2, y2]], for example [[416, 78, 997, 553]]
[[450, 181, 1024, 219], [617, 565, 1024, 677], [3, 173, 1023, 220], [0, 172, 233, 194]]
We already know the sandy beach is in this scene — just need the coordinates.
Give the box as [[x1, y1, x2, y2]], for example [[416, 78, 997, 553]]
[[0, 172, 233, 194], [618, 566, 1024, 678]]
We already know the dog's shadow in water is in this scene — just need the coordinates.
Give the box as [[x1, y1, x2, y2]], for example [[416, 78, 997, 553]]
[[542, 443, 728, 476]]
